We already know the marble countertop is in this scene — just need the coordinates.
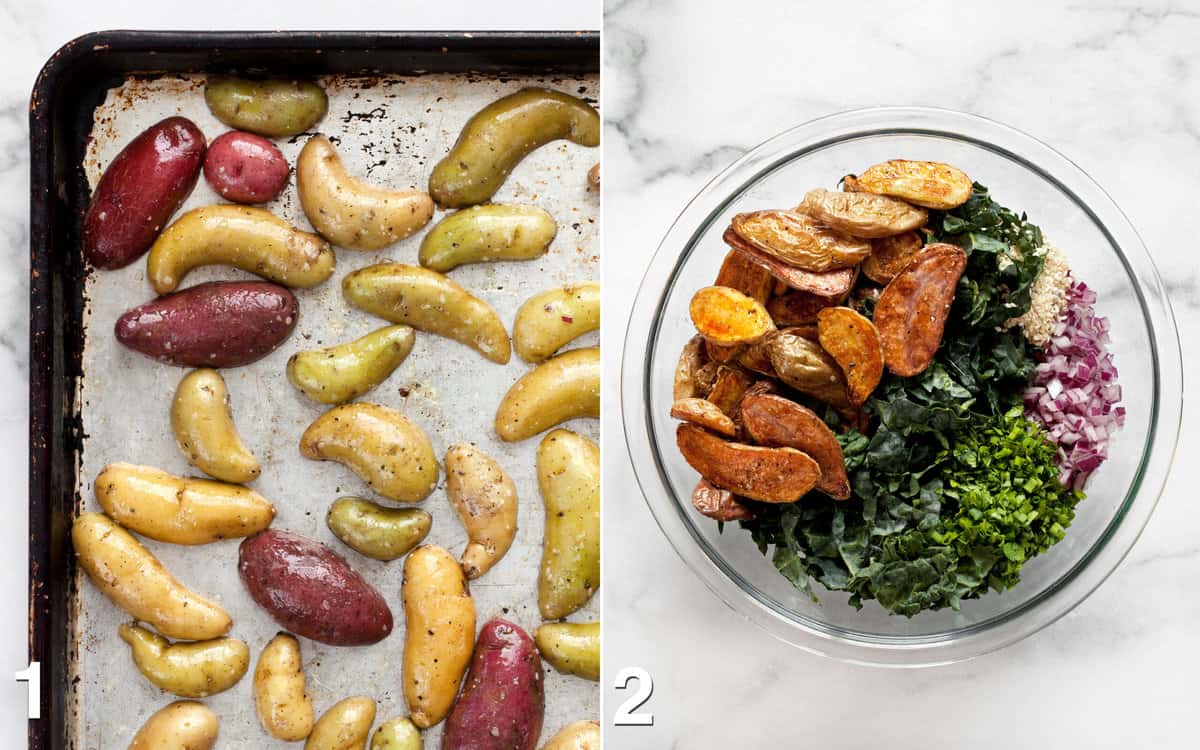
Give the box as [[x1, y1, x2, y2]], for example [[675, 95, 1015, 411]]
[[602, 0, 1198, 747]]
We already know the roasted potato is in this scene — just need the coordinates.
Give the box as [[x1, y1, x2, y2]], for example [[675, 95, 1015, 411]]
[[171, 369, 261, 483], [862, 230, 925, 284], [766, 288, 836, 326], [766, 329, 852, 409], [203, 130, 290, 204], [419, 204, 557, 272], [714, 249, 773, 303], [327, 497, 431, 562], [673, 335, 710, 401], [731, 210, 871, 271], [676, 424, 819, 503], [128, 701, 219, 750], [287, 325, 415, 404], [537, 430, 601, 619], [119, 623, 249, 698], [797, 188, 928, 238], [512, 282, 600, 363], [705, 366, 754, 417], [495, 347, 600, 442], [691, 479, 756, 521], [689, 286, 775, 345], [724, 227, 857, 298], [670, 397, 737, 437], [816, 307, 884, 406], [846, 159, 972, 210], [874, 243, 968, 376], [445, 444, 518, 579], [740, 393, 850, 500], [254, 633, 314, 742], [534, 621, 599, 681], [541, 721, 600, 750], [370, 717, 423, 750], [205, 76, 328, 137], [307, 696, 376, 750]]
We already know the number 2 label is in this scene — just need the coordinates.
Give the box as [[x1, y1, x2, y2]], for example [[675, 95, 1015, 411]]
[[612, 666, 654, 726]]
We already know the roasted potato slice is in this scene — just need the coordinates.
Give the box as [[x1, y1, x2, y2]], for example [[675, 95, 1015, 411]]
[[690, 479, 756, 521], [875, 243, 968, 376], [846, 159, 972, 210], [714, 249, 773, 303], [689, 285, 775, 345], [670, 397, 737, 437], [704, 340, 744, 364], [862, 231, 925, 285], [767, 288, 836, 326], [705, 366, 753, 416], [724, 227, 857, 298], [797, 188, 928, 239], [740, 393, 850, 500], [737, 340, 777, 377], [766, 329, 852, 410], [730, 210, 870, 272], [676, 424, 819, 503], [673, 335, 709, 401], [816, 307, 884, 406]]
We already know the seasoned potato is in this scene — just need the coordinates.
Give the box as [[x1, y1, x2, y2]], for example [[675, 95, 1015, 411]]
[[673, 335, 710, 401], [343, 263, 510, 364], [797, 188, 928, 238], [816, 307, 884, 406], [298, 135, 434, 250], [704, 366, 753, 416], [513, 282, 600, 363], [875, 243, 968, 376], [724, 227, 858, 298], [203, 130, 290, 204], [670, 397, 737, 437], [541, 721, 600, 750], [714, 249, 773, 303], [299, 403, 439, 504], [205, 76, 328, 137], [537, 430, 601, 619], [846, 159, 973, 210], [766, 329, 852, 409], [691, 479, 756, 522], [862, 231, 925, 285], [419, 204, 557, 272], [676, 424, 819, 503], [766, 288, 836, 326], [72, 513, 231, 641], [287, 325, 415, 404], [147, 205, 335, 294], [445, 444, 518, 579], [306, 696, 376, 750], [254, 633, 314, 742], [731, 210, 870, 271], [689, 286, 775, 345], [119, 623, 249, 698], [534, 621, 599, 681], [740, 393, 850, 500], [495, 347, 600, 442], [171, 369, 260, 483], [327, 497, 432, 561], [128, 701, 219, 750], [402, 545, 476, 729], [737, 340, 777, 378], [95, 462, 274, 545], [371, 717, 423, 750]]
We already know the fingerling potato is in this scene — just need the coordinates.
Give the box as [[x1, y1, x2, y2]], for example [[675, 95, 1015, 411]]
[[299, 402, 439, 503], [874, 243, 968, 376], [327, 497, 431, 561], [495, 347, 599, 442], [171, 369, 261, 483], [673, 335, 709, 401], [797, 187, 928, 238], [512, 282, 600, 363], [370, 717, 422, 750], [419, 204, 557, 272], [72, 513, 231, 641], [254, 633, 314, 742], [862, 231, 925, 285], [740, 393, 850, 500], [204, 130, 290, 204], [676, 424, 819, 503], [537, 430, 600, 619], [119, 623, 249, 698], [691, 479, 756, 522], [816, 306, 884, 406], [541, 721, 600, 750], [670, 397, 737, 437], [534, 621, 599, 681], [298, 135, 434, 250], [445, 444, 517, 579], [731, 210, 871, 272], [714, 249, 773, 303], [724, 226, 857, 298], [306, 696, 376, 750], [287, 325, 415, 404], [846, 159, 973, 210], [128, 701, 219, 750], [205, 76, 328, 137], [689, 286, 775, 345]]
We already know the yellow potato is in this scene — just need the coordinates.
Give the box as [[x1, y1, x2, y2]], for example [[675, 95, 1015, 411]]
[[128, 701, 219, 750], [171, 369, 260, 483], [847, 159, 973, 210], [298, 135, 434, 250], [534, 621, 599, 681], [541, 721, 600, 750], [205, 76, 327, 137], [306, 696, 376, 750], [327, 497, 432, 561], [513, 282, 600, 363], [72, 513, 232, 641], [254, 633, 314, 742], [418, 203, 557, 272], [287, 325, 415, 404], [343, 263, 511, 364], [402, 545, 476, 729], [147, 205, 335, 294], [495, 347, 599, 442], [119, 623, 249, 698], [299, 403, 439, 504], [537, 430, 600, 619], [95, 463, 275, 545], [370, 716, 422, 750], [444, 444, 517, 579]]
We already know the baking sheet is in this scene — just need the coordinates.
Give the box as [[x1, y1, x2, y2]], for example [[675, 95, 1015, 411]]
[[74, 72, 599, 748]]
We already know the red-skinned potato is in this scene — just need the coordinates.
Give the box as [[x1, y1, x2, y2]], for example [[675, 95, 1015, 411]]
[[204, 131, 290, 204], [740, 393, 851, 500], [676, 424, 819, 503], [84, 116, 206, 269]]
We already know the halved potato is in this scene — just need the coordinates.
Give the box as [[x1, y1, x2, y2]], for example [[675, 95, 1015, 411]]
[[730, 210, 870, 271], [705, 366, 753, 416], [714, 249, 773, 302], [875, 243, 968, 376], [846, 160, 972, 210], [740, 393, 850, 500], [670, 397, 737, 437], [816, 307, 884, 406], [690, 479, 756, 521], [797, 188, 928, 239], [724, 227, 857, 298], [862, 231, 925, 285], [689, 286, 774, 345], [766, 329, 852, 410], [766, 289, 836, 326], [673, 335, 709, 401], [675, 424, 819, 503]]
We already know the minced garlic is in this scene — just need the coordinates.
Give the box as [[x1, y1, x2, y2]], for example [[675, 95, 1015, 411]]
[[1004, 240, 1071, 346]]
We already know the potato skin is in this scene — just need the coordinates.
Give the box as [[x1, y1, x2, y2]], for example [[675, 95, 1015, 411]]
[[402, 545, 476, 729], [95, 462, 274, 545], [171, 369, 261, 483], [119, 623, 249, 698], [327, 497, 432, 561], [306, 696, 376, 750], [445, 444, 518, 579], [676, 424, 819, 503], [495, 347, 600, 442], [205, 76, 328, 137], [797, 188, 928, 239], [429, 87, 599, 208], [816, 306, 884, 406], [83, 116, 205, 270], [204, 131, 290, 204], [848, 159, 972, 210], [254, 633, 314, 742], [534, 621, 599, 681], [238, 529, 393, 646], [299, 403, 439, 504], [287, 325, 415, 404], [724, 226, 857, 298], [541, 721, 600, 750], [419, 204, 557, 272], [691, 479, 756, 522], [537, 430, 600, 619], [669, 397, 737, 437], [128, 701, 219, 750], [370, 717, 423, 750], [72, 513, 232, 641], [115, 280, 298, 368], [512, 282, 600, 363], [740, 393, 850, 500], [874, 243, 968, 376], [442, 618, 545, 750]]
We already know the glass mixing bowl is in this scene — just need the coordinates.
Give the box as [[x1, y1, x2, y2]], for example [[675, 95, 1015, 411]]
[[620, 107, 1182, 666]]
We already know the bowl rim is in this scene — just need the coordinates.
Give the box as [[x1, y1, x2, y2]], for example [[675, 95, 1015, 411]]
[[619, 105, 1183, 667]]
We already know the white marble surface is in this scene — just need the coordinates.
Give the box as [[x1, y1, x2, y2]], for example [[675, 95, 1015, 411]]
[[602, 1, 1198, 748], [0, 2, 598, 747]]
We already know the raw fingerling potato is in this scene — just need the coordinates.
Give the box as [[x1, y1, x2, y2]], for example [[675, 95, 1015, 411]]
[[540, 721, 600, 750], [513, 281, 600, 363], [83, 116, 205, 270], [797, 187, 928, 239], [205, 76, 328, 137], [147, 205, 335, 294], [116, 280, 298, 368], [239, 529, 393, 646], [845, 159, 973, 210], [402, 545, 476, 729], [306, 696, 376, 750], [731, 209, 871, 272], [119, 623, 249, 698], [370, 717, 423, 750], [298, 135, 434, 250], [534, 621, 599, 681], [95, 462, 274, 545], [740, 393, 850, 500], [343, 263, 511, 364], [442, 619, 545, 750], [287, 325, 414, 405], [171, 369, 261, 483], [72, 513, 231, 641], [445, 444, 518, 579], [495, 347, 600, 442], [675, 423, 819, 503], [254, 633, 315, 742], [419, 204, 557, 272], [689, 286, 775, 346], [429, 87, 600, 208], [816, 306, 884, 406], [299, 402, 439, 503], [128, 701, 219, 750], [537, 430, 600, 619], [327, 497, 432, 561], [874, 243, 968, 376], [204, 130, 290, 204]]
